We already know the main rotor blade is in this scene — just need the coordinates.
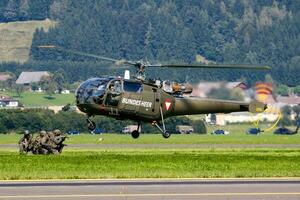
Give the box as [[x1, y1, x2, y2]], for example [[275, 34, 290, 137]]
[[36, 45, 130, 64], [148, 63, 271, 70]]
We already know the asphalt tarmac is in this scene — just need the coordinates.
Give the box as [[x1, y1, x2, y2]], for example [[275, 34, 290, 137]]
[[0, 179, 299, 200]]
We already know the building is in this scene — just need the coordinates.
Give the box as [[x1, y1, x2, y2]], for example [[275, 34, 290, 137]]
[[16, 71, 50, 86], [0, 98, 19, 108], [276, 95, 300, 106], [207, 112, 280, 126], [0, 73, 12, 82]]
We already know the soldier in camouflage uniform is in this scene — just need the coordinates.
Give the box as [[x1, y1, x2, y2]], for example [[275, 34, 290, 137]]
[[19, 129, 67, 155], [32, 130, 51, 155], [18, 130, 34, 154], [49, 129, 68, 154], [46, 130, 59, 154]]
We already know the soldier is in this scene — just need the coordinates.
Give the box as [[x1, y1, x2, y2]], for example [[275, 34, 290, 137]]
[[18, 130, 33, 154], [32, 130, 51, 155], [51, 129, 67, 154], [26, 129, 68, 155], [46, 130, 59, 154], [47, 130, 55, 140]]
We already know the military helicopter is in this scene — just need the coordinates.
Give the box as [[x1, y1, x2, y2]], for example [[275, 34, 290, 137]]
[[38, 46, 269, 139]]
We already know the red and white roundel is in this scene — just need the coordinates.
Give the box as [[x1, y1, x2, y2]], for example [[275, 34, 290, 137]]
[[165, 99, 172, 111]]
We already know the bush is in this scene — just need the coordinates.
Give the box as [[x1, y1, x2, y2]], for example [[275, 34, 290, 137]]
[[191, 120, 207, 134]]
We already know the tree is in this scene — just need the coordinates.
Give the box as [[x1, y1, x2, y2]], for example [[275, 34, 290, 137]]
[[39, 74, 56, 99], [208, 87, 231, 100], [292, 105, 300, 121], [293, 86, 300, 96], [28, 0, 53, 20], [276, 84, 289, 96], [50, 0, 68, 20], [3, 0, 19, 22], [190, 120, 207, 134], [19, 0, 30, 20], [31, 82, 39, 91], [14, 84, 24, 98], [53, 69, 65, 93], [279, 105, 292, 127], [45, 80, 56, 99]]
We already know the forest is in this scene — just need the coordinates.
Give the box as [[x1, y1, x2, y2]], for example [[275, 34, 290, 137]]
[[0, 0, 299, 85]]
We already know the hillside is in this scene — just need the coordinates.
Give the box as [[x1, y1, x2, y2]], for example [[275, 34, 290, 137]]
[[0, 1, 299, 85], [29, 0, 300, 85], [0, 19, 56, 63]]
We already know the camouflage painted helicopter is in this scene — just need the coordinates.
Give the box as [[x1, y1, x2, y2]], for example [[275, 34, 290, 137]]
[[38, 46, 269, 138]]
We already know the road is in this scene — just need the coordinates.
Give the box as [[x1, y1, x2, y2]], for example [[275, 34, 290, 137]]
[[0, 179, 299, 200]]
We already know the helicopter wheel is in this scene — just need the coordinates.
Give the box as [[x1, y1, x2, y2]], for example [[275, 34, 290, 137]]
[[162, 131, 171, 139], [131, 130, 140, 139], [87, 120, 96, 131]]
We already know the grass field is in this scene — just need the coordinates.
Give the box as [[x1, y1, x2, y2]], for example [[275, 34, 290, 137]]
[[0, 124, 299, 180], [0, 149, 299, 179], [0, 91, 74, 106], [0, 20, 56, 63]]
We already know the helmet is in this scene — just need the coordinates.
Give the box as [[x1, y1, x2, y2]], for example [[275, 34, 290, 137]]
[[40, 130, 47, 135], [53, 129, 61, 135], [24, 130, 30, 135]]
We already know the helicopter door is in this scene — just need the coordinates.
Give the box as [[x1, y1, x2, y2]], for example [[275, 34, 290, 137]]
[[153, 88, 160, 113], [120, 81, 143, 114], [138, 87, 156, 116]]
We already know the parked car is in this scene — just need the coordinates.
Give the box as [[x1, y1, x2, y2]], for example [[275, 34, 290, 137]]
[[67, 129, 80, 135], [246, 128, 261, 135], [211, 129, 229, 135], [122, 125, 141, 134], [176, 125, 194, 134], [274, 127, 293, 135], [91, 128, 103, 134]]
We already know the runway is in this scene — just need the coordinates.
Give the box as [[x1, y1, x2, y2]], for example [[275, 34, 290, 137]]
[[0, 179, 299, 200]]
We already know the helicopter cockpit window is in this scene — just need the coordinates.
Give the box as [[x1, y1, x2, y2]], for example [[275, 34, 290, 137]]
[[162, 80, 173, 93], [75, 78, 110, 105], [123, 81, 143, 93]]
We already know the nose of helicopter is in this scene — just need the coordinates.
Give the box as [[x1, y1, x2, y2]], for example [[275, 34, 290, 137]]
[[75, 77, 109, 113]]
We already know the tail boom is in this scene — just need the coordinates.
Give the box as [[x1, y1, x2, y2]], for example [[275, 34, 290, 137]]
[[173, 98, 266, 116]]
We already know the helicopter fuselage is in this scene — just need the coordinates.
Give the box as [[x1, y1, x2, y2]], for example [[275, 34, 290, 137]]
[[75, 76, 255, 123], [37, 45, 269, 138]]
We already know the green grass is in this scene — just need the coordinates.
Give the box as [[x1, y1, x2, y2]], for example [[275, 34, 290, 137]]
[[66, 133, 300, 145], [0, 91, 74, 106], [1, 124, 299, 145], [1, 124, 299, 180], [0, 149, 299, 179]]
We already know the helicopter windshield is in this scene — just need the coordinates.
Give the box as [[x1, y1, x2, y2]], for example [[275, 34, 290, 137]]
[[76, 77, 111, 105]]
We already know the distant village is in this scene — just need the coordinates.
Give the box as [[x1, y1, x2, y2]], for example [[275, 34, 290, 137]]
[[0, 71, 70, 109], [192, 82, 300, 126]]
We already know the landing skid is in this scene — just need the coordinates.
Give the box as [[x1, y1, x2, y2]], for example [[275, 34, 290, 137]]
[[152, 106, 171, 138]]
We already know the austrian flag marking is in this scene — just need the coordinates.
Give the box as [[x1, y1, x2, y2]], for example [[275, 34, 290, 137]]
[[165, 99, 172, 111]]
